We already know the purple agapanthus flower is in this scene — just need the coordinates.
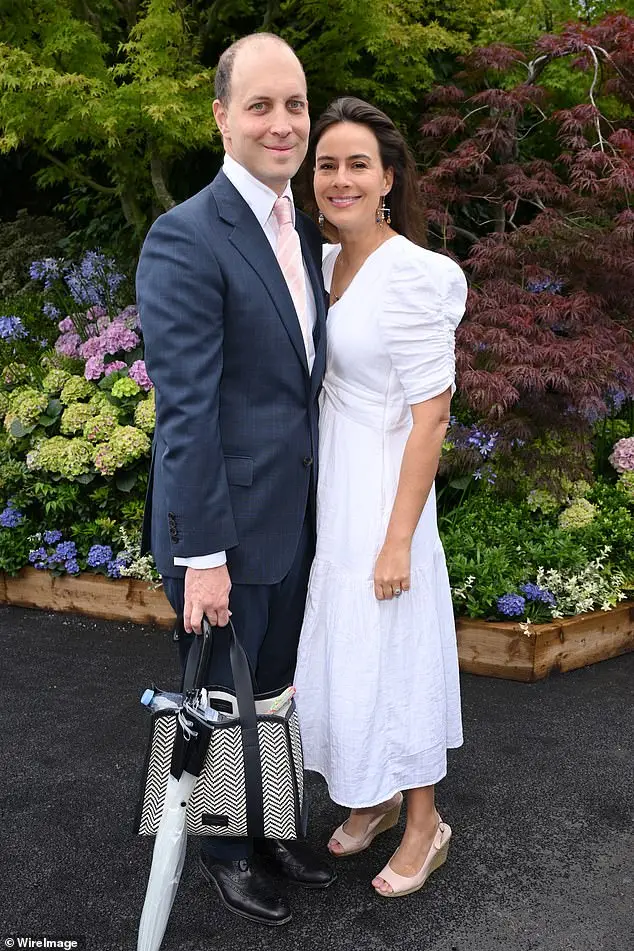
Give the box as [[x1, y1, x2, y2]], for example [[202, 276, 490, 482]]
[[30, 257, 60, 289], [527, 277, 564, 294], [497, 593, 526, 617], [43, 302, 61, 320], [0, 316, 27, 340], [87, 544, 114, 568], [43, 529, 63, 545], [0, 502, 24, 528]]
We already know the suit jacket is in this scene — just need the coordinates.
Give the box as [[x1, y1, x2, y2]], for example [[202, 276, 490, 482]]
[[136, 170, 327, 584]]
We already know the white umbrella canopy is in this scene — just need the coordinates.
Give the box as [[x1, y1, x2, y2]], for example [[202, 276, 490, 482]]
[[137, 770, 198, 951]]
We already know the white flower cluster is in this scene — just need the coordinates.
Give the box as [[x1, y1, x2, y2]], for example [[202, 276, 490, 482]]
[[452, 575, 476, 601], [535, 547, 626, 619], [115, 526, 160, 584]]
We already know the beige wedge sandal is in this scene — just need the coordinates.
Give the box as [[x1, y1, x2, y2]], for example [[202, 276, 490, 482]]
[[328, 792, 403, 857], [374, 817, 451, 897]]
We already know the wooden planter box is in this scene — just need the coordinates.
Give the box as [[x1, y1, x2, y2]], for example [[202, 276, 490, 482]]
[[0, 567, 176, 627], [457, 601, 634, 682], [1, 569, 633, 681]]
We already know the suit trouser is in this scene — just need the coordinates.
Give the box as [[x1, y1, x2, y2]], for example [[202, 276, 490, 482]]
[[161, 513, 314, 861]]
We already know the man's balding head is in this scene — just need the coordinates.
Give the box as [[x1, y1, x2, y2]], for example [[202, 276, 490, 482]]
[[214, 33, 303, 106]]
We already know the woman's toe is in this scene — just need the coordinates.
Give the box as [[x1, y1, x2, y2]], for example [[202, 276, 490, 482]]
[[372, 876, 392, 893], [328, 838, 344, 855]]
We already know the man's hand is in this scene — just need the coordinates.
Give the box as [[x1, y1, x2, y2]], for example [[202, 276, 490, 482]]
[[184, 565, 231, 634]]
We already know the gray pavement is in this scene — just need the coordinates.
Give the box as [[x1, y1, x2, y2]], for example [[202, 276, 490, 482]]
[[0, 604, 632, 951]]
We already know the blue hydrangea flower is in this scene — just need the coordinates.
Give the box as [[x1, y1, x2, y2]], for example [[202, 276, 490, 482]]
[[497, 593, 526, 617], [43, 529, 63, 545], [65, 558, 80, 575], [0, 316, 27, 340], [520, 583, 556, 607], [52, 540, 77, 562], [0, 502, 24, 528], [107, 553, 129, 579], [29, 547, 47, 564], [87, 544, 114, 568]]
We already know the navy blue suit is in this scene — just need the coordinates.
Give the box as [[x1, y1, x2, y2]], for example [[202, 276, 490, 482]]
[[136, 169, 327, 860]]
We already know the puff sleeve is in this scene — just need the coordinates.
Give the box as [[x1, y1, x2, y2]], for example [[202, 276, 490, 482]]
[[378, 250, 468, 404]]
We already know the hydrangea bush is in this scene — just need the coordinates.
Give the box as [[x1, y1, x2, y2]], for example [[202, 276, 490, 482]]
[[0, 250, 156, 579]]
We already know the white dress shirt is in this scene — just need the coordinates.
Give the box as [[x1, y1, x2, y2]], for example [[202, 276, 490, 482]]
[[174, 154, 316, 570]]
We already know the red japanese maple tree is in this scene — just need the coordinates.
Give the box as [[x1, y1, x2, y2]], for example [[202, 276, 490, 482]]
[[420, 14, 634, 465]]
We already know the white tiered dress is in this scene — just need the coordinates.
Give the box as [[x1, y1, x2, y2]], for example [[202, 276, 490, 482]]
[[294, 235, 467, 808]]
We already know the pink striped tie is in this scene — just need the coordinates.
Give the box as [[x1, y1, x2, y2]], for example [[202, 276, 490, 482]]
[[273, 197, 311, 367]]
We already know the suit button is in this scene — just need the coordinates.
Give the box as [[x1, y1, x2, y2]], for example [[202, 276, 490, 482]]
[[303, 456, 313, 468]]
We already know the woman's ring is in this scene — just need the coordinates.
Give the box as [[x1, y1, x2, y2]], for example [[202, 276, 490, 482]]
[[394, 588, 402, 597]]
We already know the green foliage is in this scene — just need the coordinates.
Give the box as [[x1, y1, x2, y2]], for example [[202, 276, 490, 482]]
[[0, 518, 36, 573], [441, 479, 634, 618], [0, 0, 492, 237], [0, 209, 67, 298]]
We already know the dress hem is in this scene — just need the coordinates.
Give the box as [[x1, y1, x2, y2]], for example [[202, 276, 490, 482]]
[[305, 741, 463, 809]]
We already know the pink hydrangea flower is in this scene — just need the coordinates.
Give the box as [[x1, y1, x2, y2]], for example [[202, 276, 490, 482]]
[[84, 356, 105, 381], [86, 305, 106, 321], [609, 437, 634, 474], [79, 336, 108, 360], [55, 332, 81, 358], [103, 320, 139, 353], [58, 317, 76, 334], [128, 359, 153, 391], [104, 361, 127, 376]]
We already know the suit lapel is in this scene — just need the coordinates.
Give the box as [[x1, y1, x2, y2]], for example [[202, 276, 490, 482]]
[[212, 172, 309, 374], [296, 217, 328, 398]]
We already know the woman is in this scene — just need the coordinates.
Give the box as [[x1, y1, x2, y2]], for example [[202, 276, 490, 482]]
[[294, 97, 467, 898]]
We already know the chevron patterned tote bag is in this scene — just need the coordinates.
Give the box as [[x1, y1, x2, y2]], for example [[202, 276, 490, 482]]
[[134, 620, 305, 840]]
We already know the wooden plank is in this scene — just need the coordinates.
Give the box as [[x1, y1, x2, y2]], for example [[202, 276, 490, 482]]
[[456, 619, 537, 682], [0, 568, 176, 627], [458, 603, 634, 681], [533, 603, 634, 678]]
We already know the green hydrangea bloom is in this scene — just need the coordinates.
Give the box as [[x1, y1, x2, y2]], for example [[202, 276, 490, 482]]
[[0, 391, 9, 420], [527, 488, 560, 515], [7, 386, 49, 428], [35, 435, 93, 479], [558, 498, 597, 531], [618, 471, 634, 502], [561, 478, 592, 500], [60, 375, 96, 405], [83, 407, 120, 443], [60, 402, 96, 435], [134, 394, 156, 434], [89, 391, 117, 413], [93, 425, 151, 475], [111, 377, 141, 399], [42, 368, 71, 395]]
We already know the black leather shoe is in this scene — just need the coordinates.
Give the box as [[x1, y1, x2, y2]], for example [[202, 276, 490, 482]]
[[199, 854, 292, 926], [255, 838, 337, 889]]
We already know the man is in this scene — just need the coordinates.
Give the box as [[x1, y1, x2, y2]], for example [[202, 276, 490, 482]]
[[136, 33, 332, 927]]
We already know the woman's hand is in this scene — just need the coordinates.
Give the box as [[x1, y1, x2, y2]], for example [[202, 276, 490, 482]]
[[374, 542, 411, 600]]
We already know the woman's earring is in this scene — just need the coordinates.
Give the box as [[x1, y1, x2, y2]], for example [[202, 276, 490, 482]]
[[318, 212, 325, 233], [376, 199, 391, 226]]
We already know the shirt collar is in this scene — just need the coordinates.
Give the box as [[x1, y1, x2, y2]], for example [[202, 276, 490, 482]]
[[222, 154, 295, 229]]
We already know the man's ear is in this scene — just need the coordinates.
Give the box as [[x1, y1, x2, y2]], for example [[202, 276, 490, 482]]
[[213, 99, 227, 135]]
